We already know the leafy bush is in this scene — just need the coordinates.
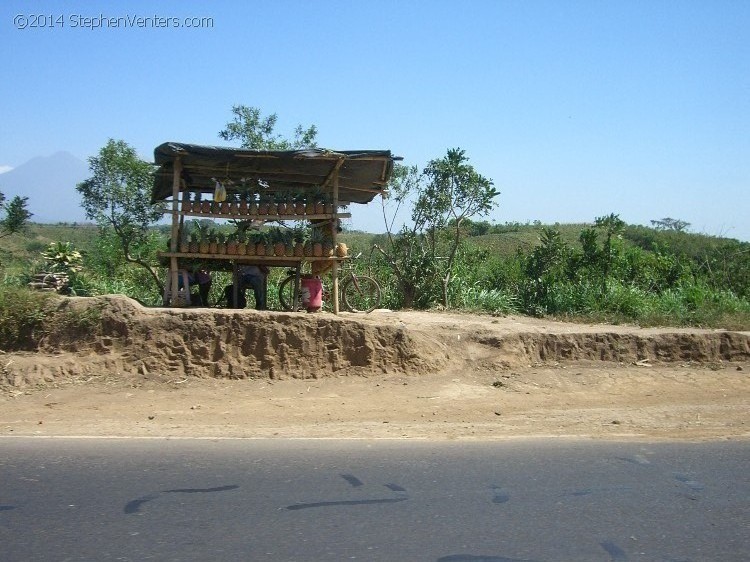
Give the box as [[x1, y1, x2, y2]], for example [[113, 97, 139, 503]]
[[0, 286, 52, 350], [457, 286, 518, 314], [0, 287, 104, 350]]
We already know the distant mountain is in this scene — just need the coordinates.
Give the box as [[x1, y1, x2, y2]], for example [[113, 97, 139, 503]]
[[0, 152, 90, 223]]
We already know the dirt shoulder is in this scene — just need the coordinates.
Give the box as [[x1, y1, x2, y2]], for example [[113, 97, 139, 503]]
[[1, 296, 748, 441]]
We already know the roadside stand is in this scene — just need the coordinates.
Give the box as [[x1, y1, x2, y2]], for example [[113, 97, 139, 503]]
[[152, 142, 399, 313]]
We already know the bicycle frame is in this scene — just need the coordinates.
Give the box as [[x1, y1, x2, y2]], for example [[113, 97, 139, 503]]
[[277, 252, 382, 313]]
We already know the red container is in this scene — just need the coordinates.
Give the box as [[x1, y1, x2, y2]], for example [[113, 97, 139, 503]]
[[301, 277, 323, 311]]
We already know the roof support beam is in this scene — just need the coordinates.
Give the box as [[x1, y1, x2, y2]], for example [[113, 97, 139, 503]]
[[321, 157, 346, 189], [331, 165, 340, 315]]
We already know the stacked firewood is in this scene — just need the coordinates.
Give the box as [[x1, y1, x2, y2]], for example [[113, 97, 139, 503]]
[[28, 272, 71, 295]]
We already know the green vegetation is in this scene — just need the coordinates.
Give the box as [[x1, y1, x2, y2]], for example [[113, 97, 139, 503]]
[[76, 139, 166, 296], [0, 217, 748, 329], [0, 286, 102, 351], [0, 286, 51, 350], [219, 105, 318, 150], [377, 149, 499, 308], [0, 190, 32, 242], [343, 217, 750, 329]]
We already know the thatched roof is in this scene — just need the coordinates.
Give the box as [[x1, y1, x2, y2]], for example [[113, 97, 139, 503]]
[[151, 142, 401, 205]]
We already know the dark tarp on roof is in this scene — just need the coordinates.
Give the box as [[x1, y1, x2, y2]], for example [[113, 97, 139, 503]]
[[151, 142, 401, 205]]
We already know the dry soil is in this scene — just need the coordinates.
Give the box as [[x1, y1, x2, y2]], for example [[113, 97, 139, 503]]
[[1, 295, 748, 441]]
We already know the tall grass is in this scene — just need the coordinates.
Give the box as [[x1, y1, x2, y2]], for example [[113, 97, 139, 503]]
[[540, 281, 750, 329], [456, 286, 519, 314]]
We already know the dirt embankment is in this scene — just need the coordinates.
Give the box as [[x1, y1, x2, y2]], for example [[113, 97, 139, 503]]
[[2, 296, 446, 387], [1, 295, 748, 441], [2, 295, 748, 388]]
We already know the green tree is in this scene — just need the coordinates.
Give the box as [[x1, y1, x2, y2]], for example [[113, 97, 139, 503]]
[[522, 227, 571, 314], [378, 149, 499, 308], [423, 149, 498, 306], [0, 191, 32, 239], [376, 164, 432, 308], [594, 212, 626, 290], [219, 105, 318, 149], [650, 217, 691, 232], [76, 139, 165, 294], [460, 218, 492, 236]]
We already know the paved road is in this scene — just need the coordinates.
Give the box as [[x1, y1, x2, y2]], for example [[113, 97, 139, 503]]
[[0, 438, 748, 561]]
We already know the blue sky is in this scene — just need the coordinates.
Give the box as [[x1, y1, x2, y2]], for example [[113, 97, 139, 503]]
[[1, 0, 748, 239]]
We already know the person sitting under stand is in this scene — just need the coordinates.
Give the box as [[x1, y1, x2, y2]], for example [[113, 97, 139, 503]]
[[169, 269, 194, 306], [192, 268, 212, 306], [223, 284, 246, 309], [238, 264, 269, 310]]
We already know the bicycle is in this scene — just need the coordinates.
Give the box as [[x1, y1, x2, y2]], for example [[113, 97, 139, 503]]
[[277, 252, 382, 313]]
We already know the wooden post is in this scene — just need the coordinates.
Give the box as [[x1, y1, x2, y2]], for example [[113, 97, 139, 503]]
[[179, 180, 188, 242], [293, 263, 301, 312], [331, 159, 342, 314], [233, 263, 239, 309], [168, 157, 182, 306]]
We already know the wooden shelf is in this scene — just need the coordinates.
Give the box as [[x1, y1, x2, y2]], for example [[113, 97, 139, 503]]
[[163, 189, 348, 312], [159, 252, 346, 262], [166, 211, 351, 220]]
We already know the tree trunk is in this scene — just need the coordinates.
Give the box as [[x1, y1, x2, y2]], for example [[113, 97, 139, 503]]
[[400, 281, 417, 309], [441, 273, 450, 308], [118, 234, 164, 296], [125, 255, 164, 295]]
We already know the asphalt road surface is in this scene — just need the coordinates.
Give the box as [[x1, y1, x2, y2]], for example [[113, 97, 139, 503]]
[[1, 438, 748, 561]]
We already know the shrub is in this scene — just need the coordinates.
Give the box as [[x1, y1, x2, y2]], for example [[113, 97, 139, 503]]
[[38, 298, 103, 348], [0, 286, 51, 350], [458, 286, 518, 314], [0, 287, 105, 350]]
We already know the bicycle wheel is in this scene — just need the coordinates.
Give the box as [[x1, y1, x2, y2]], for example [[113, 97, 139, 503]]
[[277, 275, 301, 311], [341, 275, 381, 313]]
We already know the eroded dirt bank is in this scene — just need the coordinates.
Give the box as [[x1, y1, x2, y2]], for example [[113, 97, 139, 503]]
[[3, 295, 749, 386], [1, 295, 748, 441]]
